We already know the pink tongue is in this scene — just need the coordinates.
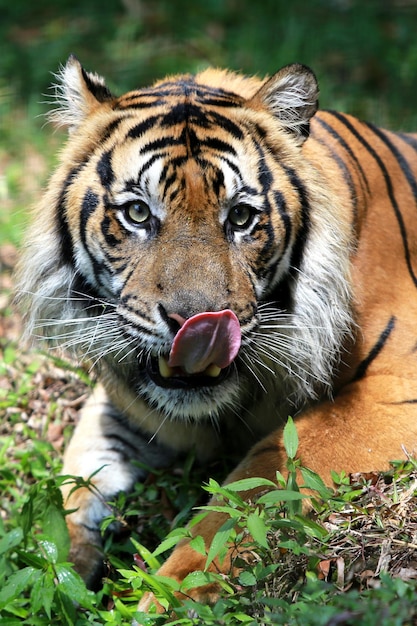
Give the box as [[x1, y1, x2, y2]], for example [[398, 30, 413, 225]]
[[168, 309, 241, 375]]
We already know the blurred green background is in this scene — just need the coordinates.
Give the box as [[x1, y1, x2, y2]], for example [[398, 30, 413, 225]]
[[2, 0, 417, 245]]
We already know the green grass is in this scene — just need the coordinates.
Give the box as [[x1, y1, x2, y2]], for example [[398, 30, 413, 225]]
[[1, 401, 417, 624]]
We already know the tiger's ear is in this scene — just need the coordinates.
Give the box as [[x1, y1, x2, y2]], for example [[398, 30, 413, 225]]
[[248, 63, 318, 144], [48, 55, 113, 131]]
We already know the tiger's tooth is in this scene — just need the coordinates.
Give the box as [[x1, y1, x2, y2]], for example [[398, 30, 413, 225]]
[[158, 356, 174, 378], [205, 364, 222, 378]]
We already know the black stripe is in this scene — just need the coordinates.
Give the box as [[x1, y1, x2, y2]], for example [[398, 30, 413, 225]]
[[313, 134, 359, 224], [200, 136, 237, 155], [274, 190, 292, 251], [97, 150, 114, 189], [80, 189, 113, 290], [367, 124, 417, 201], [209, 111, 244, 140], [313, 115, 367, 224], [251, 140, 270, 196], [353, 315, 396, 381], [153, 80, 240, 101], [118, 300, 154, 326], [160, 103, 209, 128], [258, 161, 273, 195], [101, 116, 128, 143], [80, 189, 99, 252], [200, 97, 241, 108], [250, 220, 275, 270], [282, 164, 311, 272], [56, 167, 83, 266], [219, 155, 241, 178], [364, 123, 417, 289], [127, 115, 161, 139], [106, 433, 141, 459], [117, 98, 165, 110], [327, 112, 417, 289], [140, 136, 183, 154], [314, 115, 370, 196], [161, 171, 177, 199], [397, 132, 417, 153], [81, 67, 112, 102], [101, 213, 122, 248], [212, 168, 225, 197], [135, 153, 165, 186]]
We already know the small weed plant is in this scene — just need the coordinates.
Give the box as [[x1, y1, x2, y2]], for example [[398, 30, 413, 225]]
[[1, 411, 417, 625]]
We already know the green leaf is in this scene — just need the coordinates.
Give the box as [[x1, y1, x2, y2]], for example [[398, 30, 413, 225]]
[[55, 564, 92, 608], [0, 567, 38, 608], [197, 504, 242, 518], [205, 517, 236, 570], [300, 467, 334, 499], [42, 505, 70, 562], [20, 496, 34, 540], [130, 537, 161, 570], [113, 596, 136, 618], [239, 570, 257, 586], [275, 471, 287, 488], [293, 515, 328, 539], [286, 470, 302, 515], [30, 571, 55, 618], [131, 570, 182, 608], [180, 570, 214, 591], [247, 512, 269, 549], [0, 528, 23, 555], [283, 416, 298, 459], [187, 511, 211, 528], [38, 539, 58, 564], [203, 479, 246, 507], [54, 587, 77, 626], [223, 477, 277, 492], [189, 534, 206, 556], [152, 527, 190, 557], [181, 570, 235, 595], [257, 489, 307, 505], [15, 549, 46, 569]]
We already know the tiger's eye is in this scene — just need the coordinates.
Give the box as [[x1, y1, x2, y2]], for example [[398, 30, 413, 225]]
[[126, 201, 151, 224], [227, 204, 253, 229]]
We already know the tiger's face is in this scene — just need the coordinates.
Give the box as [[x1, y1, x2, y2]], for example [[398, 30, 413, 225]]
[[67, 98, 301, 418], [19, 58, 352, 422]]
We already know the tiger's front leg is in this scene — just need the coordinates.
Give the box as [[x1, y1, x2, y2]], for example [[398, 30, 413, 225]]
[[61, 384, 176, 586], [139, 373, 417, 611]]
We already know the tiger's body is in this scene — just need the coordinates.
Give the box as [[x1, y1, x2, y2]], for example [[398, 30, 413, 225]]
[[16, 56, 417, 605]]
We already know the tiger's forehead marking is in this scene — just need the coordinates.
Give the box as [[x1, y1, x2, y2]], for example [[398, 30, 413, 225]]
[[115, 79, 245, 154], [114, 77, 246, 112], [92, 76, 297, 236], [103, 79, 254, 212]]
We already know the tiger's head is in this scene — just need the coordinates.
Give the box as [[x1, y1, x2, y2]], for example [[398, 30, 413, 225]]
[[17, 56, 353, 423]]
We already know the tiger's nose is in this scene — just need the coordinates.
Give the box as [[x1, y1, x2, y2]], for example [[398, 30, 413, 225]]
[[157, 292, 225, 331], [158, 304, 185, 335]]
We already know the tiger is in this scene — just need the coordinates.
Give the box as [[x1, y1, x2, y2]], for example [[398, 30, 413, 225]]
[[16, 54, 417, 610]]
